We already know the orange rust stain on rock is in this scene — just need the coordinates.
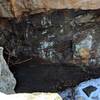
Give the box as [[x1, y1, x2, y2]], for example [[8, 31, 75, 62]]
[[68, 0, 78, 6], [80, 48, 90, 64]]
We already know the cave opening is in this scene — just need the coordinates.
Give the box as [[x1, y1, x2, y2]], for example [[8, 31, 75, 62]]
[[0, 9, 100, 93]]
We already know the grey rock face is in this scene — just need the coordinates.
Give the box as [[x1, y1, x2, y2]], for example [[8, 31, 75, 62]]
[[0, 47, 16, 94]]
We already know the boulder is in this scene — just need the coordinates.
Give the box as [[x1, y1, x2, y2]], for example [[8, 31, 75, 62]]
[[0, 92, 62, 100], [0, 47, 16, 94], [75, 78, 100, 100]]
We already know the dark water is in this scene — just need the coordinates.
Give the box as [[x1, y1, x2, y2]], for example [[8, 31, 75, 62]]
[[9, 58, 100, 93], [1, 9, 100, 93]]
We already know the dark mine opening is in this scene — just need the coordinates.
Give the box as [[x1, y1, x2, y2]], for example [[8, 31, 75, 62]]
[[1, 9, 100, 93], [13, 63, 100, 93]]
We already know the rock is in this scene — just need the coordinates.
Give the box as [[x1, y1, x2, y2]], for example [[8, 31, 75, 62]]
[[73, 32, 97, 65], [0, 47, 16, 94], [75, 14, 94, 24], [75, 78, 100, 100], [0, 0, 100, 17], [0, 92, 62, 100], [79, 48, 90, 64], [59, 88, 73, 100]]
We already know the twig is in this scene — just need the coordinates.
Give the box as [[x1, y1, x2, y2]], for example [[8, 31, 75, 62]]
[[13, 57, 32, 65], [5, 47, 11, 65]]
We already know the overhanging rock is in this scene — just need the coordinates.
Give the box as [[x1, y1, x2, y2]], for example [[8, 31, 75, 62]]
[[0, 0, 100, 18]]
